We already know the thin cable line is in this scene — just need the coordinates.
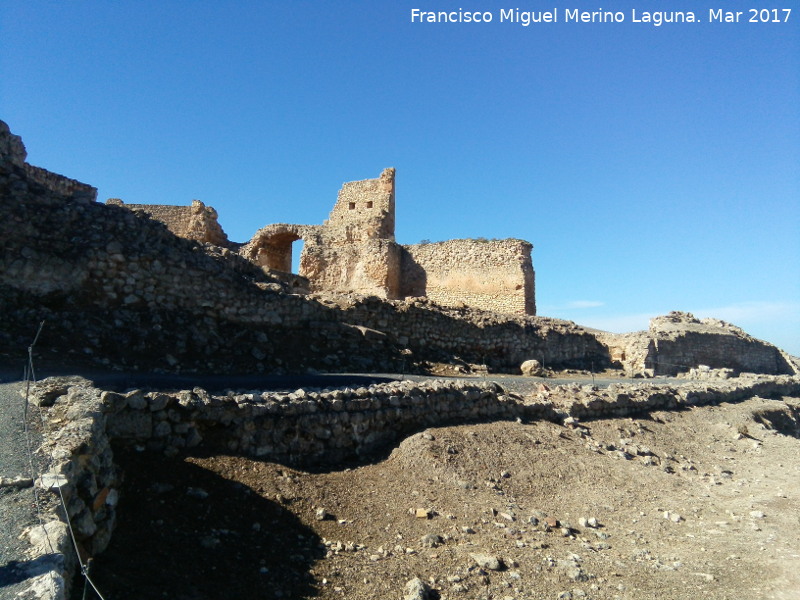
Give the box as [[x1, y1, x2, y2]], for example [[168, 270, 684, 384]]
[[24, 321, 109, 600]]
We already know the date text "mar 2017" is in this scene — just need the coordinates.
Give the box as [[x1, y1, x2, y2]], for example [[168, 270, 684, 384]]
[[709, 8, 791, 22]]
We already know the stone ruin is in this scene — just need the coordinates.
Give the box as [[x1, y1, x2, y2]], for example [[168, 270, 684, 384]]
[[597, 311, 796, 377], [106, 198, 229, 247], [114, 167, 537, 315], [1, 118, 796, 379], [3, 118, 800, 600]]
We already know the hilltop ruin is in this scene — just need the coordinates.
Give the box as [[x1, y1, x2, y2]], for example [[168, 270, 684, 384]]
[[0, 119, 796, 379], [111, 168, 536, 315]]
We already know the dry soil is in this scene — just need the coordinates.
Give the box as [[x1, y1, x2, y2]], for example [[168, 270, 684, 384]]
[[84, 392, 800, 600]]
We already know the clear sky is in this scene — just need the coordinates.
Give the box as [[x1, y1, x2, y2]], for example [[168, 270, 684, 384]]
[[2, 1, 798, 355]]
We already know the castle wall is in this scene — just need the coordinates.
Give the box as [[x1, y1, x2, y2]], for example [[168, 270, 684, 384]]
[[241, 169, 535, 312], [401, 239, 535, 315], [23, 164, 97, 202], [0, 119, 96, 201], [302, 238, 402, 298], [0, 126, 597, 374], [106, 199, 229, 246], [5, 121, 791, 380], [326, 167, 396, 240]]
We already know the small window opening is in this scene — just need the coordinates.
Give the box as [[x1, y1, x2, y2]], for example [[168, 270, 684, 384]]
[[366, 201, 373, 209], [348, 202, 356, 210]]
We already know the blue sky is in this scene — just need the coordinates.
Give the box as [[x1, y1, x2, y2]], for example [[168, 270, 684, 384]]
[[2, 1, 798, 354]]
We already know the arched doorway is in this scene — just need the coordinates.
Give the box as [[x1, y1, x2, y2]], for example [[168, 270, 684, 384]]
[[253, 229, 302, 274]]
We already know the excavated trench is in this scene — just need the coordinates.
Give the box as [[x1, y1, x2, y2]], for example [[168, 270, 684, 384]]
[[31, 373, 800, 600]]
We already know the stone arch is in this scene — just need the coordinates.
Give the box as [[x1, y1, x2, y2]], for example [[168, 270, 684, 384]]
[[240, 224, 320, 274]]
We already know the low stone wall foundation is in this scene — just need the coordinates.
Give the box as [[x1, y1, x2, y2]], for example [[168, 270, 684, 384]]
[[23, 373, 800, 599]]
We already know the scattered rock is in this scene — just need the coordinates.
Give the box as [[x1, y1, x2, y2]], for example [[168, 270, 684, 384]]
[[470, 552, 505, 571], [404, 577, 434, 600], [0, 476, 33, 488], [38, 473, 68, 490], [521, 359, 543, 376], [420, 534, 443, 548]]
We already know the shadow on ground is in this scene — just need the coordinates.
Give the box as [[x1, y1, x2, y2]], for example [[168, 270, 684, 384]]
[[83, 448, 325, 600]]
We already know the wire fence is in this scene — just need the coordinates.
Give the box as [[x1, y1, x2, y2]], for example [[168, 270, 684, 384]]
[[21, 321, 108, 600]]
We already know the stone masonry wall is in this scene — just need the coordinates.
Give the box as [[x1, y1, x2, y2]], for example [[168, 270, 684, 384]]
[[0, 136, 595, 373], [0, 134, 593, 374], [2, 122, 791, 378], [0, 119, 96, 201], [401, 239, 536, 315], [241, 169, 536, 312], [26, 373, 800, 598], [599, 312, 795, 377], [326, 167, 396, 241], [23, 164, 98, 202], [329, 295, 606, 371], [0, 125, 405, 374], [107, 198, 229, 246], [302, 237, 402, 299]]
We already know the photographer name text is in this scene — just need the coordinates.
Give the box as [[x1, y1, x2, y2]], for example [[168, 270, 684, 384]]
[[410, 8, 792, 26]]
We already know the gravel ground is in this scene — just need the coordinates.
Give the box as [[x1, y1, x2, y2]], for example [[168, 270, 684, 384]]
[[0, 372, 768, 600], [83, 392, 800, 600], [0, 376, 49, 600]]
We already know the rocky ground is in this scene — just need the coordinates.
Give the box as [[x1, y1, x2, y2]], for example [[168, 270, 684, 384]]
[[81, 388, 800, 600]]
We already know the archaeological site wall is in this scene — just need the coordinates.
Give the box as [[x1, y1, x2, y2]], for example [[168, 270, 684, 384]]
[[106, 198, 230, 246], [598, 312, 796, 377], [2, 120, 793, 380], [241, 168, 537, 314], [401, 239, 536, 315], [331, 295, 603, 370], [0, 120, 97, 201], [106, 165, 537, 315], [242, 168, 403, 299], [26, 372, 800, 598]]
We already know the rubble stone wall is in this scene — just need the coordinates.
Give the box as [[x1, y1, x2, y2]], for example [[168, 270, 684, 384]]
[[241, 168, 537, 313], [22, 164, 97, 201], [598, 312, 795, 377], [30, 372, 800, 599], [0, 120, 27, 165], [401, 239, 535, 315], [302, 238, 403, 298], [4, 122, 793, 378], [107, 198, 229, 246], [0, 128, 596, 374], [333, 295, 606, 370]]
